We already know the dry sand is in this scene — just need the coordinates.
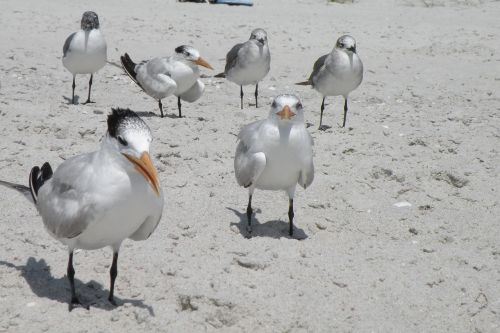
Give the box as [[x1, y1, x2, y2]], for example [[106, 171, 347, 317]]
[[0, 0, 499, 332]]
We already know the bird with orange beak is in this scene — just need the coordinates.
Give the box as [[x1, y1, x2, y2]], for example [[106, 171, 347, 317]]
[[234, 94, 314, 236], [121, 45, 213, 118], [0, 108, 164, 311]]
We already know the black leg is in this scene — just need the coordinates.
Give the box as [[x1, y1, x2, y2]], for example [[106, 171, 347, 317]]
[[288, 199, 295, 236], [246, 194, 253, 234], [177, 96, 182, 118], [254, 83, 258, 108], [342, 98, 348, 128], [71, 75, 76, 105], [158, 100, 164, 118], [108, 252, 119, 305], [240, 85, 244, 110], [83, 74, 93, 104], [318, 97, 325, 130], [67, 251, 88, 311]]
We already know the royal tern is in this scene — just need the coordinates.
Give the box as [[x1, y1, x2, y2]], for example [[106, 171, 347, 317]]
[[62, 11, 107, 105], [121, 45, 213, 118], [234, 94, 314, 236], [0, 108, 163, 310], [297, 35, 363, 130], [215, 28, 270, 109]]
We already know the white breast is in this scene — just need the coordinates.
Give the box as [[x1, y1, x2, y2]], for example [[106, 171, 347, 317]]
[[227, 43, 270, 86], [62, 30, 107, 75]]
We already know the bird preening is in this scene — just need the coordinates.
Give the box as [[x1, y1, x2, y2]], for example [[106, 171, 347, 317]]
[[1, 108, 164, 311]]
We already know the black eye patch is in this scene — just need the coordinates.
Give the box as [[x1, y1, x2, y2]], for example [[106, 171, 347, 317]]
[[118, 136, 128, 146]]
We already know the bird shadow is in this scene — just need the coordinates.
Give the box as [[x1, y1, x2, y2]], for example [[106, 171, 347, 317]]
[[227, 207, 307, 240], [0, 257, 155, 315], [63, 95, 79, 105], [134, 111, 180, 119]]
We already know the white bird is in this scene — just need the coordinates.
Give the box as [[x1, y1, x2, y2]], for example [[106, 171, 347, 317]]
[[234, 94, 314, 236], [62, 11, 107, 105], [120, 46, 213, 118], [0, 108, 163, 311], [297, 35, 363, 130], [215, 28, 271, 109]]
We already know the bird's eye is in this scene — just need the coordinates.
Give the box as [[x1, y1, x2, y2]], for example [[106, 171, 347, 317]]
[[339, 42, 344, 48], [118, 136, 128, 146], [271, 101, 277, 108], [297, 102, 303, 109]]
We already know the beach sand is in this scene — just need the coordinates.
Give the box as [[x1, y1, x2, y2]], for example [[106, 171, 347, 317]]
[[0, 0, 499, 331]]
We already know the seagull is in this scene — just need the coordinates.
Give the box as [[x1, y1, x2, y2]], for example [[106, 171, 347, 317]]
[[120, 45, 213, 118], [234, 94, 314, 236], [62, 11, 107, 105], [215, 28, 271, 109], [0, 108, 164, 311], [297, 35, 363, 130]]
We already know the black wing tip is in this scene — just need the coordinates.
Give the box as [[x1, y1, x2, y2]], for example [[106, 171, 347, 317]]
[[295, 80, 312, 86], [29, 163, 52, 204], [214, 72, 226, 78]]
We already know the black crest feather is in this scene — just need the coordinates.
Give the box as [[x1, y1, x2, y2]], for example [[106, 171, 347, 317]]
[[175, 45, 188, 54], [107, 108, 140, 138]]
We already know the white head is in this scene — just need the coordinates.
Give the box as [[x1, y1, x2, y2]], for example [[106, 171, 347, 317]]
[[249, 28, 268, 46], [107, 108, 160, 195], [268, 94, 305, 125], [174, 45, 213, 70], [335, 35, 357, 54]]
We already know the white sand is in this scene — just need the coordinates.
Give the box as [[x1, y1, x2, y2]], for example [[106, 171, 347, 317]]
[[0, 0, 499, 331]]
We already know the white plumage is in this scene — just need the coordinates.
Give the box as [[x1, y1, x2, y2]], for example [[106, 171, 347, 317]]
[[234, 94, 314, 236]]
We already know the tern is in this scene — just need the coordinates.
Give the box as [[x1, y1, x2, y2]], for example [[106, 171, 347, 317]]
[[234, 94, 314, 236], [120, 45, 213, 118], [297, 35, 363, 130], [215, 28, 271, 109], [62, 11, 107, 105], [0, 108, 164, 311]]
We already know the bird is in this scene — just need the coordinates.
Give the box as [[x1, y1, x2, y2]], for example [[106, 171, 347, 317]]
[[215, 28, 271, 109], [0, 108, 164, 311], [234, 94, 314, 236], [296, 35, 363, 130], [62, 11, 107, 105], [120, 45, 213, 118]]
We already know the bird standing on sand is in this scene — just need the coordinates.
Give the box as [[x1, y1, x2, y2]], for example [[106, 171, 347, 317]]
[[0, 109, 163, 311], [62, 11, 107, 105], [215, 28, 271, 109], [297, 35, 363, 130], [121, 46, 213, 118], [234, 94, 314, 236]]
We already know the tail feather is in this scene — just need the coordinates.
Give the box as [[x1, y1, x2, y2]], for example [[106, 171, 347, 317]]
[[120, 53, 142, 88], [214, 72, 226, 78], [29, 162, 53, 204], [295, 80, 312, 86]]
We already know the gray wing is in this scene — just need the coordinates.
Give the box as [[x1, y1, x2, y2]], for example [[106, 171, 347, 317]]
[[234, 120, 267, 187], [63, 32, 76, 57], [37, 154, 99, 239], [225, 43, 244, 73], [309, 54, 328, 82]]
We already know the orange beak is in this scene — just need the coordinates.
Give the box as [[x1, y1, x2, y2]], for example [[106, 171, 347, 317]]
[[277, 105, 296, 120], [194, 57, 213, 70], [123, 152, 161, 196]]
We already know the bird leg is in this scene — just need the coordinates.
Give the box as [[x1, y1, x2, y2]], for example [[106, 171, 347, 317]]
[[67, 251, 88, 311], [71, 75, 76, 105], [288, 198, 294, 236], [254, 83, 259, 108], [83, 74, 93, 104], [240, 85, 244, 110], [177, 96, 182, 118], [108, 252, 119, 306], [318, 97, 326, 130], [246, 194, 253, 234], [342, 98, 348, 128], [158, 100, 164, 118]]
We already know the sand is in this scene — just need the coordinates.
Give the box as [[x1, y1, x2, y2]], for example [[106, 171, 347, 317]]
[[0, 0, 499, 332]]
